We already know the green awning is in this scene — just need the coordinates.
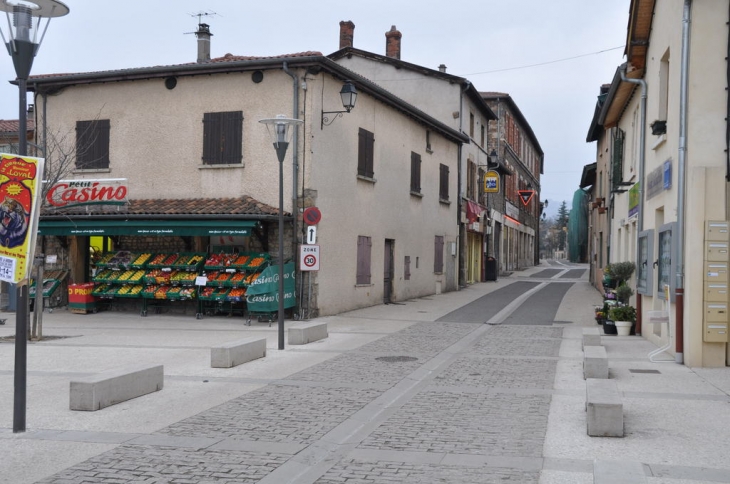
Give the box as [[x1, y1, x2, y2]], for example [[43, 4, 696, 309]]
[[38, 219, 259, 237]]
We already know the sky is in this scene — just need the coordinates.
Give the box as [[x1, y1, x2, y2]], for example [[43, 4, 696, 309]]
[[0, 0, 629, 215]]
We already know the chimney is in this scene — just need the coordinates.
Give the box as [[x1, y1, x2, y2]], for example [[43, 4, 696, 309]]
[[385, 25, 402, 59], [195, 23, 212, 63], [339, 20, 355, 49], [438, 64, 447, 73]]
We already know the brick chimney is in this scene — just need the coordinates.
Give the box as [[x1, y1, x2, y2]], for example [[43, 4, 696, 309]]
[[195, 23, 212, 63], [339, 20, 355, 49], [385, 25, 402, 59]]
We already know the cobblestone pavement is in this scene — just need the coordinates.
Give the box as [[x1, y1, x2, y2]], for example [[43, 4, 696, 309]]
[[35, 280, 561, 483]]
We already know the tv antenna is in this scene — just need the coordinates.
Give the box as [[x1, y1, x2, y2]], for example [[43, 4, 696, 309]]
[[185, 11, 220, 33]]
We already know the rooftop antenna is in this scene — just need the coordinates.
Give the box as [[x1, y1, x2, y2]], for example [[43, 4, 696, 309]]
[[185, 11, 220, 63]]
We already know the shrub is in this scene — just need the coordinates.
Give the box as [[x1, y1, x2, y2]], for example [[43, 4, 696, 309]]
[[615, 284, 634, 304], [609, 305, 636, 323], [607, 262, 636, 284]]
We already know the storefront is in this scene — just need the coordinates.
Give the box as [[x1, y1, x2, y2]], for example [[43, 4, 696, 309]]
[[34, 179, 295, 319], [464, 200, 487, 284]]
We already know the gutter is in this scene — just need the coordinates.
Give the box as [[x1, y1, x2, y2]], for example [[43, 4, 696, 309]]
[[619, 65, 647, 336]]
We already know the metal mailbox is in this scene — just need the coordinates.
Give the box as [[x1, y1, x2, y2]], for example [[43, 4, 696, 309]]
[[707, 221, 730, 242], [706, 242, 730, 262], [705, 262, 729, 283], [705, 302, 729, 322], [704, 322, 729, 343], [705, 283, 729, 302]]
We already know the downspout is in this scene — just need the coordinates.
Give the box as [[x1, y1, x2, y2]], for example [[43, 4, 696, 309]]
[[620, 66, 647, 335], [458, 82, 467, 288], [282, 62, 300, 313], [674, 0, 692, 364]]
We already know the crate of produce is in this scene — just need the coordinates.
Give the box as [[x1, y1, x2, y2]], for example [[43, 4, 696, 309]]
[[144, 269, 173, 285], [245, 255, 269, 271], [244, 272, 263, 286], [130, 252, 153, 268], [147, 253, 180, 269], [116, 269, 146, 284], [115, 284, 144, 297], [203, 252, 239, 270], [153, 286, 169, 299], [141, 285, 161, 299], [226, 287, 247, 302], [227, 272, 246, 287], [170, 271, 198, 286], [102, 250, 134, 269], [211, 271, 232, 287], [94, 252, 117, 267], [166, 286, 196, 300], [199, 287, 229, 301], [172, 253, 206, 271]]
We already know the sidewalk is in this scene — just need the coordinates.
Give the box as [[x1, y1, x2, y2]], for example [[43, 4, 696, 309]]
[[0, 264, 729, 483]]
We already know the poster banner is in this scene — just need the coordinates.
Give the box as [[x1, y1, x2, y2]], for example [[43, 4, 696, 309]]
[[0, 154, 45, 283], [246, 262, 296, 312]]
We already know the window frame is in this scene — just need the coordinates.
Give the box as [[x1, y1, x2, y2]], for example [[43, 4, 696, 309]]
[[76, 119, 111, 170], [410, 151, 422, 194], [358, 128, 375, 179], [202, 111, 244, 165], [439, 164, 450, 202]]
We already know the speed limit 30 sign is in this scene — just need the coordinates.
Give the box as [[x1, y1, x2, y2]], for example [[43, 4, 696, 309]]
[[300, 244, 320, 271]]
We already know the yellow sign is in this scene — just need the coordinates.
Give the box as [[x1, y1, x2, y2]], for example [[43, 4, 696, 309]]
[[0, 154, 45, 283], [484, 170, 500, 193]]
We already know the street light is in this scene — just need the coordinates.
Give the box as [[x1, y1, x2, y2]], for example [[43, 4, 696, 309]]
[[259, 115, 302, 350], [0, 0, 69, 434], [321, 80, 358, 128]]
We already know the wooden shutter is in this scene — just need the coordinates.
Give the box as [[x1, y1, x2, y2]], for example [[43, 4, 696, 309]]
[[439, 164, 449, 200], [358, 128, 374, 178], [410, 152, 421, 192], [404, 255, 411, 280], [434, 236, 444, 273], [76, 119, 110, 169], [611, 129, 624, 189], [203, 111, 243, 164], [357, 235, 372, 284]]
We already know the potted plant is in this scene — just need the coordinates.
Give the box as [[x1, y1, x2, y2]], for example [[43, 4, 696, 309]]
[[609, 305, 636, 336], [615, 283, 634, 305], [608, 261, 636, 287]]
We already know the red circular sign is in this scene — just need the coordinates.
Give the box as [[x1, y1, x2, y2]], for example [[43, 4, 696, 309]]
[[303, 254, 317, 267], [303, 207, 322, 225]]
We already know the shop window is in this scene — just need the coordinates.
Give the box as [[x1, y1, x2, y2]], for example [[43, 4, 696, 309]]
[[657, 222, 677, 302], [434, 235, 444, 273], [356, 235, 372, 284], [410, 152, 421, 194], [637, 229, 654, 295], [202, 111, 243, 165], [357, 128, 375, 179], [439, 164, 449, 202], [76, 119, 110, 169]]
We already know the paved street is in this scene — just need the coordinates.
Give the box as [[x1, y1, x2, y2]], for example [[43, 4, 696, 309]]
[[3, 261, 730, 483]]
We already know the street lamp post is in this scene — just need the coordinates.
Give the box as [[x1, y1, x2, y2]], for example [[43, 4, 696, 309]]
[[259, 115, 302, 350], [0, 0, 69, 433]]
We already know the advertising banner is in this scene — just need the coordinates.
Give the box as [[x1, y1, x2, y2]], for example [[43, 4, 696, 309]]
[[0, 153, 45, 283], [246, 262, 296, 312]]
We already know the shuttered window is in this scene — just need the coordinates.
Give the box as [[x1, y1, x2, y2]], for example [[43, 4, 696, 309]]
[[611, 128, 624, 189], [76, 119, 110, 169], [202, 111, 243, 165], [439, 164, 449, 201], [356, 235, 372, 284], [410, 152, 421, 193], [358, 128, 374, 178], [434, 235, 444, 273]]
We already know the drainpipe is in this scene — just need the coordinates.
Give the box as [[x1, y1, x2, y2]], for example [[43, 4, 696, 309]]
[[674, 0, 692, 364], [620, 66, 647, 335], [283, 62, 300, 311], [458, 82, 467, 288]]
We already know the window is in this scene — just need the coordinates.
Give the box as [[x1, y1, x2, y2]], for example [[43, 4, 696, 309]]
[[611, 128, 625, 189], [202, 111, 243, 165], [466, 160, 476, 200], [356, 235, 372, 284], [358, 128, 375, 178], [469, 112, 475, 138], [439, 164, 449, 201], [657, 222, 677, 301], [426, 130, 432, 152], [658, 49, 670, 122], [434, 235, 444, 273], [76, 119, 110, 169], [637, 229, 654, 295], [480, 124, 485, 148], [410, 152, 422, 193]]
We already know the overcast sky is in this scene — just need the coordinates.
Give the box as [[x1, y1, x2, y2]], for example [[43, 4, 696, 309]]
[[0, 0, 629, 213]]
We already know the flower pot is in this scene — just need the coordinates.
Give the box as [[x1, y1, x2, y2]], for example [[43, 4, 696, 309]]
[[615, 320, 632, 336], [603, 320, 617, 335]]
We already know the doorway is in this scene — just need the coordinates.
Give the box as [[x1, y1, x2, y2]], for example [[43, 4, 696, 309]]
[[384, 239, 394, 303]]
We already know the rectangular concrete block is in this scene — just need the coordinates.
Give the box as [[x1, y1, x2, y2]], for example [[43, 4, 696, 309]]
[[594, 460, 646, 484], [584, 345, 608, 379], [211, 337, 266, 368], [582, 327, 602, 348], [288, 322, 328, 345], [586, 378, 623, 437], [70, 364, 163, 411]]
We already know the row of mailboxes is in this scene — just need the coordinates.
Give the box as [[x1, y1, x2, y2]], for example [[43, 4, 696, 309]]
[[704, 222, 730, 342]]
